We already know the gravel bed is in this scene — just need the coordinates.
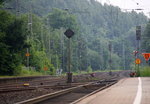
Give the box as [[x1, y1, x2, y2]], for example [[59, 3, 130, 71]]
[[0, 71, 129, 104], [0, 88, 57, 104]]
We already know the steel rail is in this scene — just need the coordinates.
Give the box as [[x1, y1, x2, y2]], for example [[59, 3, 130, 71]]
[[15, 83, 93, 104], [16, 77, 118, 104], [71, 81, 117, 104]]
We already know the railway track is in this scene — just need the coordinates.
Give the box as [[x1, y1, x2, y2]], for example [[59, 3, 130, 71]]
[[16, 77, 118, 104], [0, 82, 92, 93], [0, 71, 130, 104], [0, 71, 129, 93], [0, 72, 109, 93], [0, 77, 66, 93], [0, 76, 65, 86]]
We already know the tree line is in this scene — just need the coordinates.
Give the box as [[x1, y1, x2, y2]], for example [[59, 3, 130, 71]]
[[0, 0, 149, 75]]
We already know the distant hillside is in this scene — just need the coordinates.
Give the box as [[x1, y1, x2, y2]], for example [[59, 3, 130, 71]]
[[4, 0, 148, 70]]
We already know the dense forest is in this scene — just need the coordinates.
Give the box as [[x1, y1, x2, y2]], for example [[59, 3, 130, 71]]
[[0, 0, 149, 75]]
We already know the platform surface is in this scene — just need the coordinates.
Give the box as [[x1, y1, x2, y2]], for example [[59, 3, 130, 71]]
[[77, 77, 150, 104]]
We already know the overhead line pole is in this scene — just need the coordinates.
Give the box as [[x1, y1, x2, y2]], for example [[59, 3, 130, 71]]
[[26, 3, 33, 70], [136, 26, 141, 76], [122, 40, 125, 70], [15, 0, 19, 16], [109, 41, 112, 75]]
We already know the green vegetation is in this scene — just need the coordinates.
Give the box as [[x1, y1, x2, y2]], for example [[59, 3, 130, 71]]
[[141, 20, 150, 67], [139, 67, 150, 77], [87, 66, 93, 73], [0, 0, 149, 76], [19, 68, 44, 76], [142, 21, 150, 52], [0, 10, 26, 75]]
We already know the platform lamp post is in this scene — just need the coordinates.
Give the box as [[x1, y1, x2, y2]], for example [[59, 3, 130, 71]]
[[64, 29, 74, 83]]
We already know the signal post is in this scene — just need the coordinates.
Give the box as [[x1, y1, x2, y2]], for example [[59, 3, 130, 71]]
[[136, 26, 141, 76], [64, 29, 74, 83]]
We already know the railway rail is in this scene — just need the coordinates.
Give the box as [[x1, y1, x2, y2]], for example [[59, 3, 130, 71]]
[[0, 72, 110, 93], [0, 71, 129, 93], [0, 76, 65, 87], [0, 77, 66, 93], [0, 71, 130, 104], [0, 82, 91, 93], [16, 77, 118, 104]]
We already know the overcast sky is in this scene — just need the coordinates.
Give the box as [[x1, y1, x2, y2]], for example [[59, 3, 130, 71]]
[[97, 0, 150, 17]]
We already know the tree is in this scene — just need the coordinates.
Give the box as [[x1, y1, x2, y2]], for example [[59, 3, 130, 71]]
[[2, 0, 148, 74], [142, 21, 150, 52], [5, 19, 27, 52], [0, 0, 4, 5], [0, 10, 27, 75], [47, 8, 77, 29]]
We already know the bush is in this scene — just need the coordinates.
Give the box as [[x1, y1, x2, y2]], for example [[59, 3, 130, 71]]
[[87, 66, 93, 73], [139, 67, 150, 77], [19, 67, 43, 76]]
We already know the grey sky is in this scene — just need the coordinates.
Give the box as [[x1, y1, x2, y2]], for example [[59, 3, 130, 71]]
[[97, 0, 150, 17]]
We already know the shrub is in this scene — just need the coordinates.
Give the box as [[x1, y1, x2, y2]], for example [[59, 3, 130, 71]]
[[87, 66, 93, 73], [139, 67, 150, 77]]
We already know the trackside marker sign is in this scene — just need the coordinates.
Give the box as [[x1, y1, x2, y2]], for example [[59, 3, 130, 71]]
[[135, 58, 141, 64], [142, 53, 150, 61]]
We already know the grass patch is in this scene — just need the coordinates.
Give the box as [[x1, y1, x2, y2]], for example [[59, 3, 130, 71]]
[[139, 67, 150, 77], [19, 69, 43, 76], [0, 76, 17, 78], [72, 69, 123, 75], [94, 69, 123, 72], [0, 69, 44, 78]]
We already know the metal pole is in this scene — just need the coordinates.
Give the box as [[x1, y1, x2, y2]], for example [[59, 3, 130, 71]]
[[15, 0, 19, 16], [26, 4, 32, 70], [61, 28, 64, 71], [27, 48, 29, 69], [110, 48, 112, 75], [136, 26, 141, 76], [134, 52, 136, 72], [64, 28, 74, 83], [68, 38, 71, 73], [122, 40, 125, 70], [137, 39, 140, 76], [109, 42, 112, 75], [67, 38, 72, 83], [46, 18, 51, 61]]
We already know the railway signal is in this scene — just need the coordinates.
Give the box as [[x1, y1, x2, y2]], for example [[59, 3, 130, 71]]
[[64, 28, 75, 83], [64, 29, 74, 38]]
